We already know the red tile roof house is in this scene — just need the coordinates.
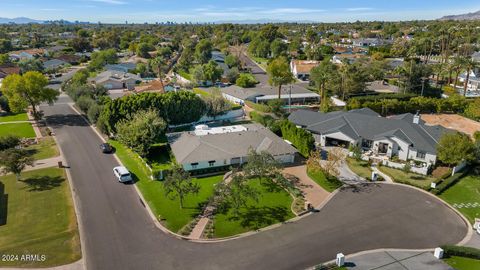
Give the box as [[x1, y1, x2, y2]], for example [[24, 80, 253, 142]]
[[0, 65, 21, 79], [290, 60, 320, 81]]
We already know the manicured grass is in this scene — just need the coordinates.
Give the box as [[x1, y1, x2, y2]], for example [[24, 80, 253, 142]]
[[24, 137, 59, 160], [0, 122, 35, 138], [307, 168, 343, 192], [346, 158, 372, 180], [444, 256, 480, 270], [193, 88, 211, 97], [0, 113, 28, 122], [146, 144, 174, 171], [214, 178, 295, 238], [378, 166, 437, 189], [440, 175, 480, 224], [0, 168, 80, 267], [109, 140, 223, 233], [178, 70, 192, 81]]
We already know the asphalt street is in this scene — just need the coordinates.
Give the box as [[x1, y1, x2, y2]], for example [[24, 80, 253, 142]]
[[40, 102, 468, 270]]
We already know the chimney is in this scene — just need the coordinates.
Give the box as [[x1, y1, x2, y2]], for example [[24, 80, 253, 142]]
[[413, 111, 420, 124]]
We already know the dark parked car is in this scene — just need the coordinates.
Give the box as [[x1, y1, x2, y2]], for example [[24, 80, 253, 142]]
[[100, 143, 113, 153]]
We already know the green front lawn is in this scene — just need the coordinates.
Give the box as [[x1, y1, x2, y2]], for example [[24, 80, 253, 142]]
[[214, 178, 295, 238], [378, 166, 437, 189], [247, 52, 269, 70], [193, 88, 210, 97], [109, 140, 223, 233], [178, 70, 192, 81], [440, 175, 480, 224], [0, 113, 28, 122], [146, 144, 174, 171], [24, 137, 59, 160], [444, 256, 480, 270], [307, 168, 343, 192], [346, 158, 372, 180], [0, 123, 35, 138], [0, 168, 81, 267]]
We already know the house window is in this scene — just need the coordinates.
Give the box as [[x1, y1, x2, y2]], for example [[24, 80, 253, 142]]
[[191, 162, 198, 169], [362, 139, 373, 148], [416, 151, 426, 159], [208, 160, 215, 167]]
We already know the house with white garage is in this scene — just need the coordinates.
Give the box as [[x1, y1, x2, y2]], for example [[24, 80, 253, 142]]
[[89, 71, 141, 90], [288, 108, 455, 165], [167, 124, 298, 172]]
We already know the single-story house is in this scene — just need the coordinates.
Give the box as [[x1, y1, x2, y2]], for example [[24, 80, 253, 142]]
[[9, 49, 45, 61], [56, 54, 82, 65], [288, 108, 455, 165], [0, 65, 20, 79], [43, 59, 68, 70], [89, 71, 141, 90], [168, 123, 298, 172], [105, 62, 137, 73], [221, 84, 320, 105], [459, 70, 479, 92], [290, 60, 320, 81], [352, 38, 389, 47]]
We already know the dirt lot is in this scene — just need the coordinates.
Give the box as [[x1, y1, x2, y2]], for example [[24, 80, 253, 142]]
[[421, 113, 480, 137]]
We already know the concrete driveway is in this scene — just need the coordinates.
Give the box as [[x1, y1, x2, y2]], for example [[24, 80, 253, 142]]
[[39, 102, 468, 270]]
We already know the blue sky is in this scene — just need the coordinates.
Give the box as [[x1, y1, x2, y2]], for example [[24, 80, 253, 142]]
[[1, 0, 480, 23]]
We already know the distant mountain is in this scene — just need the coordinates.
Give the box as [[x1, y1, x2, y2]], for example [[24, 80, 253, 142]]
[[214, 19, 317, 24], [0, 17, 45, 24], [439, 10, 480, 21]]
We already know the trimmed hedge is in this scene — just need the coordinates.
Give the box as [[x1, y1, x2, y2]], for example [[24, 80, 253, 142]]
[[441, 245, 480, 260], [245, 100, 271, 113], [431, 168, 470, 195], [279, 120, 315, 157], [250, 111, 275, 126]]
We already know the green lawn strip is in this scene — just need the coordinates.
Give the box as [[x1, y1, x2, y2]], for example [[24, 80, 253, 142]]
[[193, 88, 210, 97], [247, 52, 268, 70], [0, 168, 81, 267], [378, 166, 437, 189], [146, 144, 174, 171], [440, 175, 480, 224], [178, 70, 192, 81], [0, 122, 35, 138], [214, 178, 295, 238], [443, 256, 480, 270], [24, 137, 59, 160], [306, 168, 342, 193], [109, 140, 222, 233], [0, 113, 29, 123], [346, 158, 372, 180]]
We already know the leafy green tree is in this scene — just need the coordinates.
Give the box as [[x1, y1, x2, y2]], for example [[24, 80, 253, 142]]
[[0, 96, 9, 112], [1, 72, 58, 119], [225, 67, 239, 83], [242, 149, 280, 180], [195, 39, 213, 64], [235, 73, 257, 88], [136, 42, 153, 58], [87, 104, 103, 124], [0, 136, 20, 151], [203, 60, 223, 82], [0, 39, 12, 53], [18, 58, 44, 73], [464, 99, 480, 121], [267, 99, 286, 118], [0, 149, 34, 181], [270, 39, 287, 58], [204, 89, 231, 119], [71, 69, 89, 85], [150, 57, 168, 89], [215, 169, 259, 217], [115, 109, 166, 156], [267, 57, 295, 99], [164, 165, 200, 209], [310, 60, 338, 105], [76, 96, 95, 113], [0, 53, 11, 65], [225, 54, 240, 68], [437, 132, 476, 166], [279, 120, 315, 157], [88, 49, 118, 71]]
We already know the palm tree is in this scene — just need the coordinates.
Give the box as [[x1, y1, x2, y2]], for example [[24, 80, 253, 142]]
[[453, 56, 466, 89], [310, 61, 337, 111], [267, 57, 295, 99], [151, 57, 167, 90], [463, 58, 478, 96]]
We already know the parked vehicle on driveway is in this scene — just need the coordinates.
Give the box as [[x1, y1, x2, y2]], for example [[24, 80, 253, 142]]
[[113, 166, 133, 183]]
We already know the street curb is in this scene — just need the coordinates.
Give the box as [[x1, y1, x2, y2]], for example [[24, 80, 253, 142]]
[[47, 124, 86, 269]]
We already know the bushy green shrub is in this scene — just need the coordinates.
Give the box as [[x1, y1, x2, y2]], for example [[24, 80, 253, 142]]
[[0, 135, 20, 151], [245, 100, 271, 113], [279, 120, 315, 157], [431, 168, 470, 194], [76, 95, 95, 113], [441, 245, 480, 260]]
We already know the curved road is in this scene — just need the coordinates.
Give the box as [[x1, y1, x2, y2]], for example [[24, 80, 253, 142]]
[[41, 102, 467, 270]]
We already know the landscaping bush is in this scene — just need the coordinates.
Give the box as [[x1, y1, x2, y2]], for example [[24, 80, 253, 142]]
[[0, 95, 10, 112], [245, 100, 271, 113], [441, 245, 480, 260], [76, 96, 95, 113], [249, 111, 275, 127], [279, 120, 315, 157], [235, 73, 258, 88], [87, 104, 103, 124], [0, 135, 20, 151], [432, 168, 470, 195]]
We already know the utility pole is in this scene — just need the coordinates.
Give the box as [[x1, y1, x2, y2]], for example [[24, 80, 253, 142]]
[[421, 78, 425, 96]]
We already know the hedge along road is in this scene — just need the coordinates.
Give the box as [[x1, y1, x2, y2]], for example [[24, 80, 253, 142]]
[[40, 101, 468, 270]]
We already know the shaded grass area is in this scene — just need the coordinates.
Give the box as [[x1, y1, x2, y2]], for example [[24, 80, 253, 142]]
[[346, 158, 372, 180], [24, 137, 59, 160], [307, 168, 343, 193], [0, 113, 28, 123], [214, 178, 294, 238], [0, 122, 35, 138], [146, 144, 174, 171], [109, 140, 223, 232], [0, 168, 80, 267], [193, 88, 210, 97], [440, 174, 480, 224], [379, 166, 437, 189], [444, 256, 480, 270]]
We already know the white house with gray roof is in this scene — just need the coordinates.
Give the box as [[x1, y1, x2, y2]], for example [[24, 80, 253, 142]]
[[167, 124, 297, 172], [89, 70, 141, 90], [288, 108, 455, 165], [221, 84, 320, 105]]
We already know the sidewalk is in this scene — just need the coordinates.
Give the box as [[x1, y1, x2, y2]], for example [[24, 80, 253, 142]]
[[24, 156, 64, 172], [188, 217, 210, 239]]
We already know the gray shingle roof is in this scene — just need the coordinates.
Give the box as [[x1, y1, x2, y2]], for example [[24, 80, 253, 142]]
[[167, 124, 297, 164], [288, 109, 455, 154]]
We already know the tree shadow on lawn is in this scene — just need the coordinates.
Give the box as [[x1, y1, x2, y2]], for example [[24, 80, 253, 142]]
[[0, 181, 7, 226], [21, 175, 65, 192], [260, 179, 285, 193], [229, 206, 289, 230]]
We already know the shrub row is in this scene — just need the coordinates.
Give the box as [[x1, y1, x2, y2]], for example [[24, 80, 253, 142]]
[[441, 245, 480, 260], [279, 120, 315, 157], [431, 168, 470, 195], [245, 100, 271, 113]]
